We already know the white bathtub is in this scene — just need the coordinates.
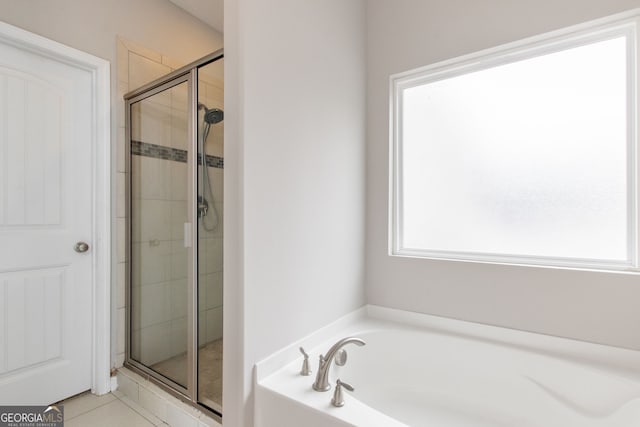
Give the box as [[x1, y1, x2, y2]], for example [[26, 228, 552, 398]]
[[255, 306, 640, 427]]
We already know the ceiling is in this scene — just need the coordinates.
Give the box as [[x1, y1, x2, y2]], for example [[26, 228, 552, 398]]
[[168, 0, 224, 33]]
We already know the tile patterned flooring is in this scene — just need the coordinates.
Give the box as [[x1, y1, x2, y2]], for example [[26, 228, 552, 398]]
[[61, 392, 160, 426], [59, 340, 222, 426]]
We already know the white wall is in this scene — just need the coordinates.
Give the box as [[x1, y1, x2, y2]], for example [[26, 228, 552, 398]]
[[224, 0, 366, 425], [0, 0, 220, 66], [366, 0, 640, 351], [0, 0, 223, 368]]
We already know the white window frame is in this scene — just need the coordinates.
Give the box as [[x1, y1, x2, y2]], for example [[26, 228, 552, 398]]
[[390, 10, 640, 271]]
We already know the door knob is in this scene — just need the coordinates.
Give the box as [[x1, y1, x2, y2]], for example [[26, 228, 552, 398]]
[[74, 241, 90, 253]]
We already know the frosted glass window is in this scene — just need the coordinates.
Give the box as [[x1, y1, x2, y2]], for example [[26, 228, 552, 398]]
[[392, 25, 638, 270]]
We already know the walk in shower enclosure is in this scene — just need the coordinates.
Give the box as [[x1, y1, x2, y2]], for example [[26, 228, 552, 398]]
[[124, 50, 224, 418]]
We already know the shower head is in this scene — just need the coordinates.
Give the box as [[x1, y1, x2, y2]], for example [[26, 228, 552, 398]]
[[204, 108, 224, 124], [198, 102, 224, 124]]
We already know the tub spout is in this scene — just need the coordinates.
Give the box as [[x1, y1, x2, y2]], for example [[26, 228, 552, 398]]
[[312, 337, 365, 392]]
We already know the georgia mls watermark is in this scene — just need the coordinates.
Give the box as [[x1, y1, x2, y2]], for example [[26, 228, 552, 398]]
[[0, 405, 63, 427]]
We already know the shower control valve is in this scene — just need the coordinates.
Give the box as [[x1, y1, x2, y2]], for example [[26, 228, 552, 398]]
[[198, 196, 209, 218]]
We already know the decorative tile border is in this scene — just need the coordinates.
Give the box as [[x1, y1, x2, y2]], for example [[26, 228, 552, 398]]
[[205, 154, 224, 169], [131, 140, 187, 162], [131, 140, 223, 169]]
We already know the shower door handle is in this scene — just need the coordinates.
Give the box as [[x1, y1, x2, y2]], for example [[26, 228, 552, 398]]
[[184, 223, 193, 248], [74, 241, 90, 253]]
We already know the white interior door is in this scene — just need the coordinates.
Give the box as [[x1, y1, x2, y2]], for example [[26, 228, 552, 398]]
[[0, 32, 95, 405]]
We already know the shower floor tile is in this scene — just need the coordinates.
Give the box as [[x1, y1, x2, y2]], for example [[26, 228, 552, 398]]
[[151, 338, 223, 410]]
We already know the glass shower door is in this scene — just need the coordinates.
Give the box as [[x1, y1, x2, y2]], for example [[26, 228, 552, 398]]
[[129, 77, 192, 390], [125, 51, 224, 420], [197, 59, 224, 412]]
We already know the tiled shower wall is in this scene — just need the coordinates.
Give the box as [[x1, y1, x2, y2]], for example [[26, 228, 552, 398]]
[[115, 38, 223, 368], [129, 80, 191, 367]]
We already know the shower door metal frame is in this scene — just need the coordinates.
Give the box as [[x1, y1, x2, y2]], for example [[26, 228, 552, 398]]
[[124, 72, 196, 399], [124, 49, 223, 421]]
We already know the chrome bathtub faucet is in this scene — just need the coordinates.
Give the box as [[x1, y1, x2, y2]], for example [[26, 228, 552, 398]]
[[312, 337, 365, 392]]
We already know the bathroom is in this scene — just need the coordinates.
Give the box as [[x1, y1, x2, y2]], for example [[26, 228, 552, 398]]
[[1, 0, 640, 426]]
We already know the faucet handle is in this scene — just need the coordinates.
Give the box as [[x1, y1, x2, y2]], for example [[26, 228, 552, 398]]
[[331, 379, 354, 407], [299, 347, 309, 358], [299, 347, 311, 376], [337, 379, 354, 392]]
